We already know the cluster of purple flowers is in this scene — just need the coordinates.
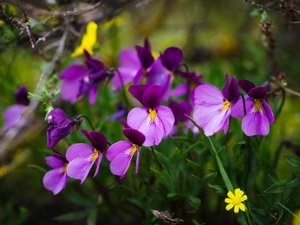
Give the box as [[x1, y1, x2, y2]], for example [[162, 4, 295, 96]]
[[1, 38, 275, 195]]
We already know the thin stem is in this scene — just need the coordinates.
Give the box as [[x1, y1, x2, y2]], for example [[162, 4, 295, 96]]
[[150, 146, 163, 171], [284, 87, 300, 97], [111, 68, 130, 107], [240, 93, 247, 116], [274, 87, 285, 119], [245, 208, 253, 225], [76, 115, 95, 131]]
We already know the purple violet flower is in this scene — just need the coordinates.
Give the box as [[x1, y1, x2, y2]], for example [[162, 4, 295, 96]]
[[3, 85, 30, 131], [111, 38, 154, 91], [43, 153, 68, 195], [46, 108, 79, 149], [193, 74, 240, 136], [146, 47, 183, 102], [60, 50, 108, 104], [106, 127, 145, 178], [66, 129, 107, 184], [127, 85, 175, 146], [231, 79, 275, 136]]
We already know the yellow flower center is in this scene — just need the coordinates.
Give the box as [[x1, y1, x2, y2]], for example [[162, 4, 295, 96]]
[[90, 149, 99, 161], [61, 163, 68, 174], [222, 99, 232, 111], [149, 108, 157, 121], [129, 144, 138, 155], [254, 99, 262, 112]]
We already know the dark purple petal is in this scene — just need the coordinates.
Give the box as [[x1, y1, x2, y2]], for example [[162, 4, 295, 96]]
[[60, 65, 86, 80], [238, 79, 256, 93], [135, 45, 154, 69], [142, 85, 161, 108], [119, 119, 130, 128], [81, 130, 107, 153], [85, 57, 105, 71], [128, 84, 148, 105], [47, 125, 73, 149], [248, 86, 267, 99], [46, 108, 68, 125], [161, 47, 183, 72], [14, 85, 29, 106], [169, 100, 191, 123], [122, 128, 145, 146], [222, 75, 240, 104], [43, 167, 68, 195], [3, 105, 26, 131]]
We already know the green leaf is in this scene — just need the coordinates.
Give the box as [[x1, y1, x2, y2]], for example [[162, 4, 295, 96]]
[[180, 141, 202, 160], [286, 177, 300, 188], [250, 8, 262, 17], [153, 149, 171, 170], [208, 184, 225, 194], [264, 180, 287, 194], [54, 211, 89, 221], [284, 155, 300, 175], [87, 209, 97, 225], [277, 202, 300, 222], [268, 174, 278, 184], [167, 192, 181, 199], [250, 211, 266, 225], [186, 159, 200, 170], [150, 168, 176, 193], [260, 11, 269, 23], [188, 196, 201, 213]]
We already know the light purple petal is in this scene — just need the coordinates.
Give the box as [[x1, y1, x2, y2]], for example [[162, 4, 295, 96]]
[[193, 103, 231, 136], [172, 83, 188, 97], [194, 84, 224, 106], [3, 104, 26, 131], [93, 153, 102, 177], [156, 106, 175, 136], [242, 111, 269, 136], [88, 86, 98, 104], [106, 140, 132, 161], [127, 107, 161, 146], [67, 157, 94, 184], [159, 74, 172, 102], [60, 65, 86, 80], [135, 149, 140, 174], [66, 143, 94, 162], [60, 78, 82, 104], [146, 57, 169, 86], [43, 168, 67, 195], [119, 49, 141, 68], [262, 100, 275, 124], [45, 155, 65, 169], [46, 108, 67, 125], [109, 148, 133, 178]]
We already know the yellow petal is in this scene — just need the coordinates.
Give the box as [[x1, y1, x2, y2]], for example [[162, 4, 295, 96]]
[[239, 203, 246, 212], [240, 195, 248, 202], [225, 198, 233, 203], [226, 203, 234, 211], [227, 191, 235, 199], [234, 205, 240, 213], [235, 188, 244, 198]]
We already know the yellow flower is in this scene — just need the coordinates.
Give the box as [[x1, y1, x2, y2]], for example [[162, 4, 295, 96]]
[[225, 188, 248, 213], [71, 21, 98, 58]]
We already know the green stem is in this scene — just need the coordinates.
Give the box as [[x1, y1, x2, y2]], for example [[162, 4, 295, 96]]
[[274, 87, 285, 118], [284, 87, 300, 97], [76, 115, 95, 131], [150, 146, 163, 170], [245, 208, 252, 225], [207, 136, 234, 191]]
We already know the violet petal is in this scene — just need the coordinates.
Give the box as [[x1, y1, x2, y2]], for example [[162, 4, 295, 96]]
[[142, 85, 161, 108], [262, 100, 275, 124], [67, 157, 94, 184], [242, 111, 270, 136], [128, 84, 148, 105], [81, 130, 107, 152], [248, 86, 267, 99], [14, 85, 29, 106], [43, 168, 67, 195], [238, 79, 256, 93], [161, 47, 183, 72], [122, 128, 146, 146], [66, 143, 94, 162]]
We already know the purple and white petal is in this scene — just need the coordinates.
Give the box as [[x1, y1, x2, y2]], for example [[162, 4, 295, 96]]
[[135, 149, 140, 174], [106, 140, 132, 161], [156, 106, 175, 136], [109, 150, 133, 178], [194, 84, 224, 106], [67, 157, 94, 184], [93, 153, 102, 177], [242, 111, 270, 136], [231, 97, 253, 118], [45, 155, 65, 169], [66, 143, 94, 162]]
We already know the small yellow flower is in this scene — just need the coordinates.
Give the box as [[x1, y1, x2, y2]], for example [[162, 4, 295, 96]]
[[225, 188, 248, 213], [71, 21, 98, 58]]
